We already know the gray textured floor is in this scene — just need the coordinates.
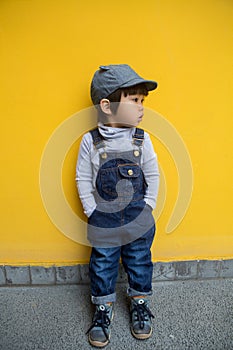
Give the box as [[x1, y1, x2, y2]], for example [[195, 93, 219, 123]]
[[0, 279, 232, 350]]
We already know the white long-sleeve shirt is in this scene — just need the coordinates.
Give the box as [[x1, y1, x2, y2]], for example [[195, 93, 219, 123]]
[[76, 123, 160, 217]]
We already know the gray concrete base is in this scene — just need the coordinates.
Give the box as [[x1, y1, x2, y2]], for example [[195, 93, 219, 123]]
[[0, 279, 232, 349], [0, 259, 233, 286]]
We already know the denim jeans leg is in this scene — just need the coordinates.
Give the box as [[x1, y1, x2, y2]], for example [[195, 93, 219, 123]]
[[89, 246, 121, 304], [121, 224, 155, 296]]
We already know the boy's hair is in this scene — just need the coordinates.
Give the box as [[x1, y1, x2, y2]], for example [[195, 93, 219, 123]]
[[97, 83, 149, 122]]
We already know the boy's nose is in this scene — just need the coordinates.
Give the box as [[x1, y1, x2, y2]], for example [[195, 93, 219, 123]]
[[139, 104, 144, 112]]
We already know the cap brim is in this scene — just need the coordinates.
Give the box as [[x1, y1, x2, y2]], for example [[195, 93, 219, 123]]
[[120, 78, 157, 91]]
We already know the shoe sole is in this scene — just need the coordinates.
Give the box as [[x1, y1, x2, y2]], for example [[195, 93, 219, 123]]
[[131, 327, 152, 340], [89, 336, 110, 348]]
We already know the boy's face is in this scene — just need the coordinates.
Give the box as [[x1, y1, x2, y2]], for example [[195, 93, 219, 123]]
[[109, 92, 145, 127]]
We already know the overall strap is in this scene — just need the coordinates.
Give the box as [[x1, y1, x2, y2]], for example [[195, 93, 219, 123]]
[[132, 128, 144, 146], [89, 127, 105, 149]]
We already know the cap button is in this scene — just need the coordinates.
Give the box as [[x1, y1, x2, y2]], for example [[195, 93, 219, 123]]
[[128, 169, 134, 176], [99, 65, 109, 70]]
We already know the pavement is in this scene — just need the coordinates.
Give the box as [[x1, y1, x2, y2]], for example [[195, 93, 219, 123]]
[[0, 279, 232, 350]]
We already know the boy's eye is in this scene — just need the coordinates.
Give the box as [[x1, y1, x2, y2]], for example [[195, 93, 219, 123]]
[[132, 97, 144, 104]]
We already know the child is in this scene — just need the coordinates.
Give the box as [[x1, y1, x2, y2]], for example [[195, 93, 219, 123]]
[[76, 64, 160, 347]]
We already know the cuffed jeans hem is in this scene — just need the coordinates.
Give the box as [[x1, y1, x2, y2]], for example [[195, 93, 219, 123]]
[[127, 287, 153, 298], [91, 292, 116, 305]]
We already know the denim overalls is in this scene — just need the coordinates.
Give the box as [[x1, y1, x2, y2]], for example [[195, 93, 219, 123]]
[[88, 127, 156, 304]]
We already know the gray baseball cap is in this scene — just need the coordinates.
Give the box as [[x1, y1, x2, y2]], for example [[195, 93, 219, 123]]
[[90, 64, 158, 105]]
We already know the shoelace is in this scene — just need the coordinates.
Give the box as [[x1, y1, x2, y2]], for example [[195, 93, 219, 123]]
[[86, 306, 111, 340], [131, 302, 155, 329]]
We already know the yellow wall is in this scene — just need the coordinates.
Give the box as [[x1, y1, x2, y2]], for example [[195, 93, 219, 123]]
[[0, 0, 232, 265]]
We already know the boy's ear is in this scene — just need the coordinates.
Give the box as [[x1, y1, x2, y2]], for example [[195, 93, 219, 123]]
[[99, 99, 112, 115]]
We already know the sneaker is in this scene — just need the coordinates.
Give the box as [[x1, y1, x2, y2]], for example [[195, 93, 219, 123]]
[[130, 297, 154, 340], [86, 303, 114, 347]]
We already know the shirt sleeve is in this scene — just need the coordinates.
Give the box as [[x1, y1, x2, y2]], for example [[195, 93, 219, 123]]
[[75, 133, 97, 217], [142, 132, 160, 210]]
